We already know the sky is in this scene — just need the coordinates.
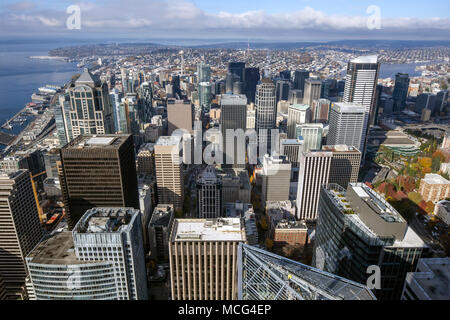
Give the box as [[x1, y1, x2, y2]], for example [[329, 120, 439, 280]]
[[0, 0, 449, 41]]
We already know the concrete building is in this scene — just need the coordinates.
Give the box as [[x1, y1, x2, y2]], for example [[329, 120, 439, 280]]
[[154, 136, 184, 211], [148, 204, 174, 261], [327, 102, 366, 152], [418, 173, 450, 203], [27, 208, 148, 300], [59, 135, 139, 229], [434, 200, 450, 225], [311, 99, 330, 124], [273, 219, 308, 249], [280, 138, 303, 168], [314, 183, 426, 300], [296, 151, 332, 220], [402, 258, 450, 300], [295, 123, 323, 152], [393, 73, 410, 112], [303, 78, 322, 107], [322, 145, 361, 188], [0, 170, 44, 299], [136, 143, 155, 175], [255, 79, 277, 151], [167, 99, 193, 135], [197, 166, 222, 218], [169, 218, 246, 300], [261, 155, 292, 208], [287, 104, 311, 139], [293, 70, 309, 93], [219, 169, 252, 205], [224, 203, 258, 245]]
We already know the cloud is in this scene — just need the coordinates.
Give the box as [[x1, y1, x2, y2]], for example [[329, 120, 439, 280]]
[[6, 1, 36, 11], [0, 0, 449, 40]]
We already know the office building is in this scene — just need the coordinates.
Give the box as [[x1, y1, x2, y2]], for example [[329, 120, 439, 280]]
[[276, 80, 291, 103], [228, 62, 245, 82], [314, 183, 426, 300], [303, 78, 322, 107], [392, 73, 410, 112], [238, 244, 375, 300], [296, 151, 332, 220], [255, 79, 277, 151], [402, 258, 450, 300], [415, 93, 436, 115], [149, 204, 174, 261], [169, 218, 246, 300], [261, 155, 291, 208], [197, 166, 222, 218], [167, 99, 193, 135], [224, 203, 258, 245], [136, 143, 155, 175], [0, 170, 44, 299], [198, 82, 212, 111], [295, 123, 323, 152], [197, 63, 211, 83], [59, 135, 139, 229], [220, 94, 247, 167], [418, 174, 450, 203], [343, 55, 380, 159], [435, 90, 448, 114], [288, 89, 303, 105], [244, 67, 260, 103], [279, 70, 291, 81], [273, 219, 308, 249], [323, 145, 361, 188], [27, 208, 148, 300], [311, 99, 330, 123], [154, 136, 184, 211], [287, 104, 311, 139], [0, 275, 6, 300], [54, 93, 72, 146], [219, 169, 252, 205], [293, 70, 309, 93], [280, 138, 303, 168], [327, 102, 366, 152], [67, 68, 114, 138]]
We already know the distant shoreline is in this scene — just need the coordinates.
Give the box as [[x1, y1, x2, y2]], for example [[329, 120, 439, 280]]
[[29, 55, 67, 61]]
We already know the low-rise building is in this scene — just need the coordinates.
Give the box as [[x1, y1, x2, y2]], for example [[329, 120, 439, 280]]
[[419, 173, 450, 203], [273, 219, 308, 249], [224, 202, 258, 245]]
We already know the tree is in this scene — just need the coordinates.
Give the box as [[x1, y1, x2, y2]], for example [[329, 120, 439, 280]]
[[265, 238, 273, 251], [408, 192, 422, 205], [425, 201, 435, 214]]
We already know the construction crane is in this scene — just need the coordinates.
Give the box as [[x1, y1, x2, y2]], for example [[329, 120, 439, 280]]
[[29, 171, 46, 223]]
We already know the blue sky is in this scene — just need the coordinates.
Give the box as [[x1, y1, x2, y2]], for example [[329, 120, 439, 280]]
[[0, 0, 449, 40]]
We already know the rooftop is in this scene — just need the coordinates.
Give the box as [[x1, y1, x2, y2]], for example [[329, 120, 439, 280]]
[[65, 134, 130, 149], [289, 104, 310, 111], [332, 102, 366, 113], [155, 135, 181, 146], [172, 218, 246, 242], [351, 55, 378, 64], [322, 145, 360, 153], [150, 205, 174, 227], [422, 173, 450, 185], [74, 207, 139, 234], [409, 258, 450, 300]]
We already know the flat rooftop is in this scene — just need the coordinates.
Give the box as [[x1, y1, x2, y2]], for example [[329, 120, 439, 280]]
[[322, 145, 360, 153], [65, 134, 130, 149], [74, 207, 138, 234], [332, 102, 366, 113], [150, 205, 174, 227], [351, 55, 378, 64], [155, 135, 181, 146], [172, 218, 246, 242], [411, 258, 450, 300], [289, 104, 310, 111], [422, 173, 449, 185]]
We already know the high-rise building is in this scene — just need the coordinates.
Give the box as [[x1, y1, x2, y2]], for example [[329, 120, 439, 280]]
[[238, 244, 375, 300], [280, 138, 303, 168], [54, 93, 72, 146], [402, 258, 450, 300], [343, 56, 379, 161], [228, 62, 245, 82], [303, 78, 322, 107], [0, 274, 6, 300], [27, 208, 148, 300], [261, 155, 291, 208], [392, 73, 410, 112], [110, 88, 124, 134], [295, 123, 323, 152], [167, 98, 193, 135], [59, 134, 139, 229], [327, 102, 365, 152], [314, 183, 426, 300], [279, 70, 291, 81], [149, 204, 174, 261], [219, 168, 252, 205], [169, 218, 246, 300], [293, 70, 309, 94], [311, 99, 330, 124], [67, 68, 114, 138], [197, 63, 211, 83], [255, 79, 277, 151], [136, 143, 155, 176], [322, 145, 361, 188], [288, 89, 303, 105], [244, 67, 260, 103], [435, 90, 448, 115], [415, 93, 437, 115], [296, 151, 332, 220], [154, 136, 184, 211], [0, 170, 44, 299], [287, 104, 311, 139], [198, 82, 212, 111], [197, 166, 222, 218], [276, 80, 291, 103], [220, 94, 247, 167]]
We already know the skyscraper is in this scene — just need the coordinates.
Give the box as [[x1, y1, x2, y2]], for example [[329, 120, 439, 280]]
[[255, 79, 277, 152], [220, 94, 247, 167], [198, 82, 212, 111], [148, 204, 174, 262], [169, 218, 246, 300], [287, 104, 311, 139], [276, 80, 291, 103], [26, 208, 148, 300], [327, 102, 366, 152], [311, 98, 330, 124], [392, 73, 410, 112], [293, 70, 309, 94], [303, 78, 322, 107], [67, 68, 114, 138], [295, 123, 323, 152], [197, 62, 211, 83], [280, 138, 303, 168], [296, 151, 332, 220], [228, 62, 246, 82], [261, 154, 292, 208], [167, 98, 193, 135], [0, 170, 44, 299], [59, 134, 139, 229], [314, 183, 426, 300], [136, 143, 155, 176], [154, 136, 184, 211], [197, 166, 222, 218], [343, 55, 380, 161], [244, 67, 260, 103], [322, 145, 361, 188]]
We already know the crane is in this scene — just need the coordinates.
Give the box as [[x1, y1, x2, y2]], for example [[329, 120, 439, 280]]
[[29, 171, 46, 223]]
